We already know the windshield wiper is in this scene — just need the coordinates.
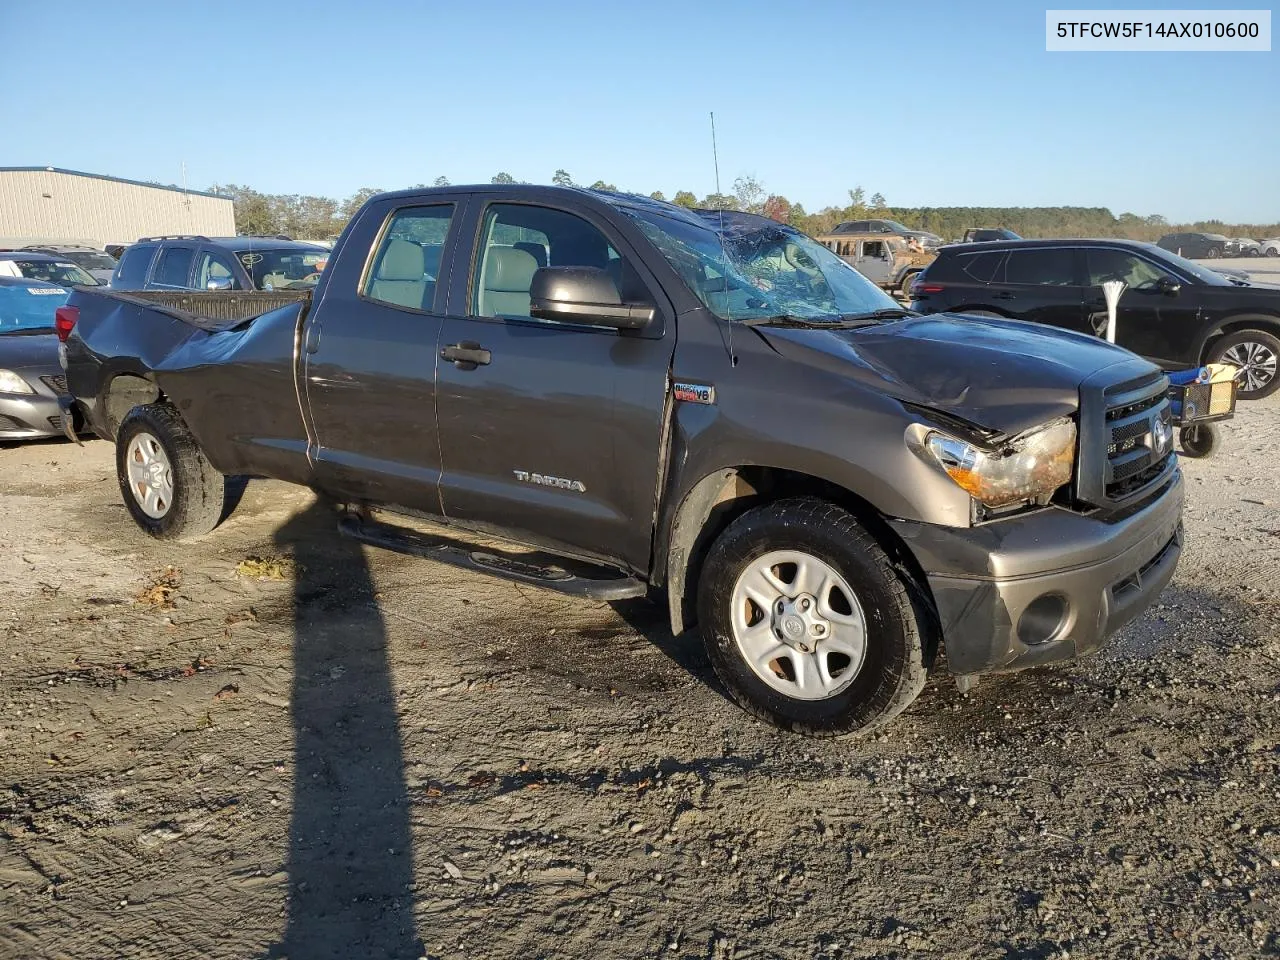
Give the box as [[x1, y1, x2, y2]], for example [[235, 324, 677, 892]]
[[738, 313, 842, 328], [836, 307, 917, 324]]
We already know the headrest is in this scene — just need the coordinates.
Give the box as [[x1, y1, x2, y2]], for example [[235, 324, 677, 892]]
[[484, 246, 538, 292], [378, 238, 425, 281], [512, 241, 547, 268]]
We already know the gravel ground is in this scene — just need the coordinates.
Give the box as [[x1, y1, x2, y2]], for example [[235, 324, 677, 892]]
[[1, 402, 1277, 960]]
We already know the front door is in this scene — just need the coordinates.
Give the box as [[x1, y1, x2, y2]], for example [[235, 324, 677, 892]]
[[434, 198, 674, 573], [855, 239, 893, 285], [302, 198, 463, 513], [1083, 248, 1201, 365]]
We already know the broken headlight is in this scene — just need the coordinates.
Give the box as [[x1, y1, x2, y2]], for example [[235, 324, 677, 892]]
[[925, 418, 1076, 509]]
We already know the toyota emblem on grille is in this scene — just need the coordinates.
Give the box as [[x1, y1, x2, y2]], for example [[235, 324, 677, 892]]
[[1151, 415, 1173, 457]]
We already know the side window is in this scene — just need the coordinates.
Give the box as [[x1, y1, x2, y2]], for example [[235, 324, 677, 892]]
[[472, 204, 622, 322], [153, 246, 194, 287], [957, 250, 1006, 283], [195, 251, 240, 290], [1085, 250, 1171, 290], [115, 246, 154, 287], [861, 240, 887, 259], [998, 248, 1077, 286], [363, 204, 454, 311]]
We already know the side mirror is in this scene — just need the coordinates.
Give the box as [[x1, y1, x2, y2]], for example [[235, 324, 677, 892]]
[[206, 276, 233, 291], [529, 266, 654, 329], [1156, 276, 1181, 296]]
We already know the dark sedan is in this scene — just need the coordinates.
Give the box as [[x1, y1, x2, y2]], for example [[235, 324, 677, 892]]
[[0, 278, 80, 440], [909, 238, 1280, 399], [1156, 232, 1241, 260]]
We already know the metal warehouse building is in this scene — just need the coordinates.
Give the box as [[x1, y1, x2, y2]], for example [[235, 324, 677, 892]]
[[0, 167, 235, 249]]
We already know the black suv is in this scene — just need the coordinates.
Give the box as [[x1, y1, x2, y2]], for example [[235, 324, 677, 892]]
[[1156, 232, 1240, 260], [830, 219, 942, 248], [111, 235, 329, 292], [909, 238, 1280, 398]]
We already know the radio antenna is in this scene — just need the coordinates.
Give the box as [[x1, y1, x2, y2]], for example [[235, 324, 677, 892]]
[[710, 111, 737, 367]]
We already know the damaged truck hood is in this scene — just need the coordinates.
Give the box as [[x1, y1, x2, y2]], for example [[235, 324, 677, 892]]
[[755, 313, 1154, 436]]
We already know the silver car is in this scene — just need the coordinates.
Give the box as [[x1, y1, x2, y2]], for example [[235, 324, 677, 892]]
[[0, 277, 78, 440]]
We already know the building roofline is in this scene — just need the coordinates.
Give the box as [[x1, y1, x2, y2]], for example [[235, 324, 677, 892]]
[[0, 167, 228, 200]]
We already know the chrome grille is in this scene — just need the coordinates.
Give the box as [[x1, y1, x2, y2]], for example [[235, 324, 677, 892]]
[[1103, 381, 1173, 501]]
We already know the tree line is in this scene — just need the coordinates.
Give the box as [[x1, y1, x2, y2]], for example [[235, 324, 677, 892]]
[[209, 173, 1280, 244]]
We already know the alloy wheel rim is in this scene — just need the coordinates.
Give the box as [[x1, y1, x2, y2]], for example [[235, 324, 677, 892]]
[[729, 550, 867, 701], [1222, 341, 1278, 393], [125, 432, 174, 519]]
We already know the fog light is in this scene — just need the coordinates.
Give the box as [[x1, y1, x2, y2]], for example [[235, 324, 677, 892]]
[[1018, 594, 1068, 646]]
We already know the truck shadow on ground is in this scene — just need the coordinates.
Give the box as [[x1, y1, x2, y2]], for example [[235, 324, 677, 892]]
[[266, 500, 423, 960]]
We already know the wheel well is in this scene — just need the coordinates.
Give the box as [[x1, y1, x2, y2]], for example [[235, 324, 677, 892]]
[[1200, 316, 1280, 361], [101, 373, 162, 438], [664, 466, 938, 658]]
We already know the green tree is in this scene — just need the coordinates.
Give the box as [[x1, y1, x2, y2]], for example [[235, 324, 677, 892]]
[[552, 169, 575, 187], [702, 193, 738, 211], [340, 186, 382, 221], [733, 175, 766, 214], [491, 171, 516, 184], [433, 175, 450, 187], [649, 190, 667, 202], [589, 180, 618, 192], [870, 192, 886, 209], [673, 190, 698, 208]]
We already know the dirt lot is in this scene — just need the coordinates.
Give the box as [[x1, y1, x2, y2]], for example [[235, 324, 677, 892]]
[[1, 406, 1277, 960]]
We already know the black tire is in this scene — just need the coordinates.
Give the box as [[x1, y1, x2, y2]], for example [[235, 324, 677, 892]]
[[696, 498, 932, 737], [899, 271, 918, 296], [1247, 248, 1261, 258], [1178, 423, 1218, 459], [1205, 247, 1220, 259], [1266, 248, 1279, 258], [115, 403, 227, 540], [1206, 328, 1280, 400]]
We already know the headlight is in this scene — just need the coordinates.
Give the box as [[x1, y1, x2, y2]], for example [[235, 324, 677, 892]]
[[925, 418, 1076, 508], [0, 370, 34, 395]]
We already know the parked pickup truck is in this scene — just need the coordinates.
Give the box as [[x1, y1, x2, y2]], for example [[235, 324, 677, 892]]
[[58, 185, 1184, 736]]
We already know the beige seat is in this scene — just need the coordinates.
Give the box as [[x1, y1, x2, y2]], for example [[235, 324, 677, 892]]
[[370, 239, 427, 309], [478, 246, 538, 317], [260, 272, 289, 290]]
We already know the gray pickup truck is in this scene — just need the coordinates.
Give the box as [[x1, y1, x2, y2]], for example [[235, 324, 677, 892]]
[[58, 185, 1183, 736]]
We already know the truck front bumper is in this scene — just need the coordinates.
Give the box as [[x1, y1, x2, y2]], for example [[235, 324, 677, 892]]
[[892, 471, 1184, 676]]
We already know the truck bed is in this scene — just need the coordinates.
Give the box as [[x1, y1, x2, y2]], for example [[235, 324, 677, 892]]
[[98, 288, 311, 331]]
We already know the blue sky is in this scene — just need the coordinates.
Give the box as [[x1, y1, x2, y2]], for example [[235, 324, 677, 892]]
[[2, 0, 1275, 221]]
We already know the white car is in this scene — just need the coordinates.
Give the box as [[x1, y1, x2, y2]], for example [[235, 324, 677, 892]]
[[1261, 238, 1280, 258]]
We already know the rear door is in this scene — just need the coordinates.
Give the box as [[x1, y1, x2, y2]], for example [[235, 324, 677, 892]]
[[986, 246, 1088, 333], [1083, 247, 1200, 364], [433, 195, 675, 572], [301, 195, 465, 513]]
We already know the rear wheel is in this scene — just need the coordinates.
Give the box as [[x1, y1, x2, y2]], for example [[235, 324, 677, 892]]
[[1206, 247, 1221, 259], [1266, 247, 1279, 258], [1208, 329, 1280, 399], [696, 498, 931, 737], [116, 404, 227, 539]]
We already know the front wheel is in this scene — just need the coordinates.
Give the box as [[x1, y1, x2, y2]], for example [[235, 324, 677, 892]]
[[116, 403, 228, 540], [1208, 328, 1280, 399], [1266, 248, 1279, 258], [696, 498, 932, 737]]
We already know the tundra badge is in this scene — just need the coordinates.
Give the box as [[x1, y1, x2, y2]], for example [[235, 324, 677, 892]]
[[674, 382, 715, 405], [513, 470, 587, 493]]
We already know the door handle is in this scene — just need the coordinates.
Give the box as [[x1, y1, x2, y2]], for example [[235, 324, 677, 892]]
[[304, 322, 322, 354], [441, 340, 491, 370], [991, 291, 1017, 300]]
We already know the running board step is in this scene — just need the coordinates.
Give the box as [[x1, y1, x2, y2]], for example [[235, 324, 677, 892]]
[[337, 516, 647, 600]]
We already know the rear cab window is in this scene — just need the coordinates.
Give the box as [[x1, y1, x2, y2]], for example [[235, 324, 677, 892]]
[[361, 205, 455, 311]]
